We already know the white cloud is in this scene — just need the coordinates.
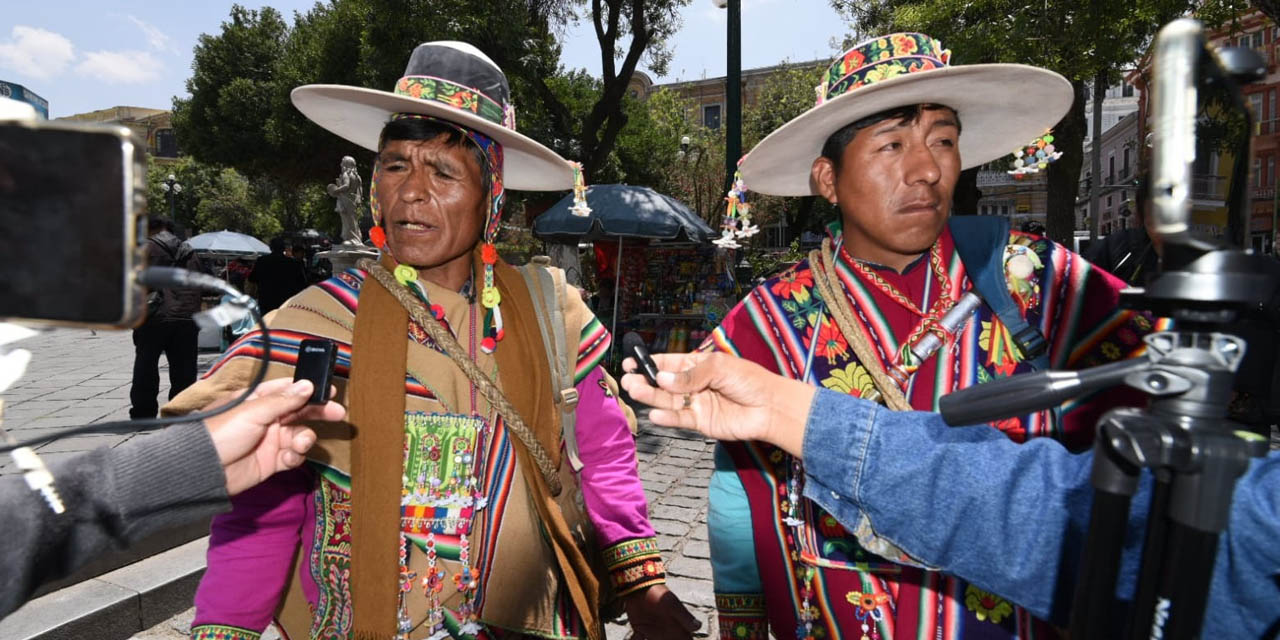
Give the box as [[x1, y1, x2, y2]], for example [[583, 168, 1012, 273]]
[[0, 26, 75, 80], [76, 50, 163, 84], [127, 16, 177, 54]]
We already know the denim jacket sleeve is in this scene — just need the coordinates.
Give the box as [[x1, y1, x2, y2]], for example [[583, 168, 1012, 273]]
[[798, 389, 1280, 636]]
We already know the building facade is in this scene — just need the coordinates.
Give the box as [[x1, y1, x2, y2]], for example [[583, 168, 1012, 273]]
[[646, 59, 826, 130], [57, 106, 180, 161], [1131, 10, 1280, 252]]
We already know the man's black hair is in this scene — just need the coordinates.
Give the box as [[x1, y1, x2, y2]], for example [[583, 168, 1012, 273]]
[[820, 103, 962, 169], [269, 237, 286, 254], [148, 216, 174, 234], [379, 118, 492, 196]]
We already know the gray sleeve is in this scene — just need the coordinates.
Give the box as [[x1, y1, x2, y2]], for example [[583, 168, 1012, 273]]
[[0, 421, 230, 617]]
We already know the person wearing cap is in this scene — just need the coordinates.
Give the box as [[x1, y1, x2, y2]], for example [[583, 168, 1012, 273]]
[[698, 34, 1163, 639], [165, 42, 696, 640]]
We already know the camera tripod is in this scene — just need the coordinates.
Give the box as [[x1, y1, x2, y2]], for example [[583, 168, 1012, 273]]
[[939, 245, 1277, 639]]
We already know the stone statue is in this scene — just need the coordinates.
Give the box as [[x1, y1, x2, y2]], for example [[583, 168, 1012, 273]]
[[327, 156, 364, 245]]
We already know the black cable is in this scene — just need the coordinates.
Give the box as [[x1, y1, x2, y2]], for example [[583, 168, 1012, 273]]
[[0, 267, 272, 454]]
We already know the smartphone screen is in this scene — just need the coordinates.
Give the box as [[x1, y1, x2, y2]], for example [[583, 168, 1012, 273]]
[[0, 123, 144, 326]]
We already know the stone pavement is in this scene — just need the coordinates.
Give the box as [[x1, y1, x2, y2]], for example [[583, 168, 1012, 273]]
[[127, 413, 722, 640], [0, 326, 219, 476]]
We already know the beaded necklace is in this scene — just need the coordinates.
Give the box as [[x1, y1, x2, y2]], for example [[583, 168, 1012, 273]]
[[390, 264, 489, 639]]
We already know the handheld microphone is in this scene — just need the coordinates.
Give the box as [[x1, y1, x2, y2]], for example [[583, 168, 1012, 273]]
[[622, 332, 661, 387]]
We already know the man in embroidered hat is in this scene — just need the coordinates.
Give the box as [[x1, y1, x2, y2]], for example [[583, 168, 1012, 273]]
[[165, 42, 698, 640], [698, 33, 1164, 640]]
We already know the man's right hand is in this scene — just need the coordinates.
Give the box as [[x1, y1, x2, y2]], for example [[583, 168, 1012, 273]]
[[620, 351, 814, 457]]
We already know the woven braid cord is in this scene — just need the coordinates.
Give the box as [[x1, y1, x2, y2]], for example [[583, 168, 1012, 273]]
[[809, 240, 912, 411]]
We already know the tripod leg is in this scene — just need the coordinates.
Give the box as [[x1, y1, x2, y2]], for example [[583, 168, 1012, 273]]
[[1150, 523, 1219, 640], [1069, 490, 1134, 638], [1125, 473, 1173, 640]]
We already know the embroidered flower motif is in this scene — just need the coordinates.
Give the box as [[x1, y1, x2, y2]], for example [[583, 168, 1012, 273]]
[[771, 268, 814, 303], [891, 33, 918, 56], [821, 361, 875, 398], [1134, 314, 1152, 331], [980, 319, 1021, 377], [846, 590, 890, 621], [817, 513, 846, 538], [813, 318, 849, 364], [965, 585, 1014, 624], [1102, 342, 1122, 360], [841, 49, 866, 74], [863, 62, 907, 84]]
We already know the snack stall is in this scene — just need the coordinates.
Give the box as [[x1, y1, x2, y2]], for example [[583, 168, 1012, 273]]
[[532, 184, 724, 367]]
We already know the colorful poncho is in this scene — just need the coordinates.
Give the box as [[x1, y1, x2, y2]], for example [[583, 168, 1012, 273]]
[[704, 224, 1163, 640], [167, 263, 661, 640]]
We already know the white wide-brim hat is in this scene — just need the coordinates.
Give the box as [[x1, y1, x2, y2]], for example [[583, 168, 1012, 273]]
[[291, 41, 573, 191], [741, 33, 1074, 196]]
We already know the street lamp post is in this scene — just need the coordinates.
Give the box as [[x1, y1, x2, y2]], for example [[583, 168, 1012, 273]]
[[679, 135, 707, 214], [161, 173, 182, 225], [714, 0, 742, 194]]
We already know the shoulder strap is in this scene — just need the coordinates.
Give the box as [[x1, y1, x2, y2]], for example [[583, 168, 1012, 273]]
[[519, 258, 585, 472], [948, 216, 1050, 371]]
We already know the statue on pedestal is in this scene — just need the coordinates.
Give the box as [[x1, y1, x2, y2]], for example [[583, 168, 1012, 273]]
[[327, 156, 364, 245]]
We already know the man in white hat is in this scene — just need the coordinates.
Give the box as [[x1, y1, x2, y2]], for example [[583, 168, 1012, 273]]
[[167, 41, 697, 640], [698, 33, 1161, 640]]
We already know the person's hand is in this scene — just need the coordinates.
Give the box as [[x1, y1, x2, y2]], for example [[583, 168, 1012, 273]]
[[623, 584, 701, 640], [620, 351, 814, 456], [203, 379, 346, 495]]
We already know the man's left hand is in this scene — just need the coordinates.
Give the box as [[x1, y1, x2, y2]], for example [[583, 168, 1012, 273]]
[[624, 584, 701, 640]]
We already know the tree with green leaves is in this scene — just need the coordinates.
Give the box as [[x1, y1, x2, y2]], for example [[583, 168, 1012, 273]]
[[830, 0, 1251, 244], [173, 0, 690, 239]]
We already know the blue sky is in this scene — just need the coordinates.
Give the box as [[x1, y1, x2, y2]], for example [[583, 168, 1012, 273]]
[[1, 1, 850, 118]]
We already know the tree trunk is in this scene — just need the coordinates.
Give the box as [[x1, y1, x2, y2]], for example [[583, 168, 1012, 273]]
[[1046, 80, 1089, 247], [1089, 70, 1106, 240]]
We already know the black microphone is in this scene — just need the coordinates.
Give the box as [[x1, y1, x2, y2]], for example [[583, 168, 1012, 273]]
[[622, 332, 660, 387]]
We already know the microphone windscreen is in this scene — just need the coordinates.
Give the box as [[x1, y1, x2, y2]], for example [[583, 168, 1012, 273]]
[[622, 332, 646, 354]]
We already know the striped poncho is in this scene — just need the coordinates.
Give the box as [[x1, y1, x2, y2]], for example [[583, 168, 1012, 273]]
[[704, 225, 1162, 640]]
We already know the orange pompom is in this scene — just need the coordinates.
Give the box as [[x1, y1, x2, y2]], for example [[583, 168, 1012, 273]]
[[369, 226, 387, 248], [481, 243, 498, 264]]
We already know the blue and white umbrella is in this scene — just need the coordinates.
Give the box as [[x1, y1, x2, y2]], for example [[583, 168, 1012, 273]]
[[186, 230, 270, 255]]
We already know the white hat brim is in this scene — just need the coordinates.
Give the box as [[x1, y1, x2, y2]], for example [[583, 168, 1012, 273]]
[[291, 84, 573, 191], [740, 64, 1074, 196]]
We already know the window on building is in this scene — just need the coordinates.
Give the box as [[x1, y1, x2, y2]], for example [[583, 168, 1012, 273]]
[[1250, 93, 1263, 133], [703, 104, 722, 129], [1122, 82, 1134, 98], [1108, 155, 1115, 183], [155, 129, 178, 158], [1254, 156, 1263, 188], [1269, 156, 1276, 187], [1253, 31, 1264, 49], [1107, 195, 1113, 208], [1001, 204, 1009, 216], [1122, 147, 1130, 177]]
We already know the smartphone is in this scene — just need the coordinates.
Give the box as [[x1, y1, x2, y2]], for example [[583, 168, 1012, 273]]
[[293, 339, 337, 405], [0, 119, 148, 328]]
